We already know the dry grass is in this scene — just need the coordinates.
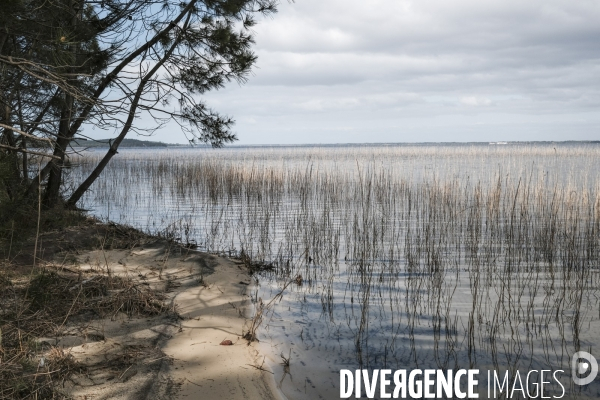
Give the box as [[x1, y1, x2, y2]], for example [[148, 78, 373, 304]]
[[0, 241, 170, 399]]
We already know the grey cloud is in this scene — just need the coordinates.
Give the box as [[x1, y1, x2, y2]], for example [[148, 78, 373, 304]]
[[120, 0, 600, 144]]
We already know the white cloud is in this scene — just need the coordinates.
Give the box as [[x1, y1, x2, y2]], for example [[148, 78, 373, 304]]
[[460, 96, 492, 107]]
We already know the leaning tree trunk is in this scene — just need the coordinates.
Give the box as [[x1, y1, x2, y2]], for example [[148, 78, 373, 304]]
[[66, 21, 188, 208]]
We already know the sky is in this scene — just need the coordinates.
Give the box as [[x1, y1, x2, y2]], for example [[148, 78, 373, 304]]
[[111, 0, 600, 144]]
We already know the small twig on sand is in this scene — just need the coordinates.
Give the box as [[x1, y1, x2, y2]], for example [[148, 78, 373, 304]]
[[246, 357, 273, 374], [186, 377, 205, 386], [246, 363, 274, 374]]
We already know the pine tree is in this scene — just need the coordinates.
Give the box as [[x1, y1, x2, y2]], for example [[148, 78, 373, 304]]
[[0, 0, 279, 209]]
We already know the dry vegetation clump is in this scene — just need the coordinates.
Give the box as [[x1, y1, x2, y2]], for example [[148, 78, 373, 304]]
[[0, 270, 81, 399], [241, 296, 263, 343], [25, 269, 167, 317], [237, 249, 274, 275], [96, 222, 153, 250], [0, 260, 169, 399], [1, 211, 152, 269], [0, 343, 80, 399]]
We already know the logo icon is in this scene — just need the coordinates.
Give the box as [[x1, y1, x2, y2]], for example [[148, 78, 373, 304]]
[[572, 351, 598, 385]]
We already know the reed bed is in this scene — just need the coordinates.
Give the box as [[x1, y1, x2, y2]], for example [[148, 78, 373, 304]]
[[69, 143, 600, 396]]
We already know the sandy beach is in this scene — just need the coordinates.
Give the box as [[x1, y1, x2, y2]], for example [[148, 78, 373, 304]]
[[1, 222, 283, 400]]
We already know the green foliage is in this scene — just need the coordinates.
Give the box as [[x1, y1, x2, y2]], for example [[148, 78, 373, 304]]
[[1, 0, 280, 208]]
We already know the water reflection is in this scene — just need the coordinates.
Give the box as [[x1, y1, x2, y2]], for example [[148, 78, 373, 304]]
[[70, 143, 600, 399]]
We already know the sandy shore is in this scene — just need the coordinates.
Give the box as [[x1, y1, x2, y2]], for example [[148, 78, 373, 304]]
[[28, 224, 284, 400], [159, 252, 283, 400]]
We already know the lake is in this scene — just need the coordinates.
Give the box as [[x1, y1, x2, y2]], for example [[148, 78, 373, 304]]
[[70, 142, 600, 399]]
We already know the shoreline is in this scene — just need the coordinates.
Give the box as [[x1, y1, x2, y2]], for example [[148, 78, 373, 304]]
[[157, 250, 285, 400], [73, 229, 286, 399], [0, 220, 284, 400]]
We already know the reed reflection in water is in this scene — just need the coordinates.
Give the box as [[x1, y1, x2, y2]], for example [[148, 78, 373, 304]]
[[70, 143, 600, 399]]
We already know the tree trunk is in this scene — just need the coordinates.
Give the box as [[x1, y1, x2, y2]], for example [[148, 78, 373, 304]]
[[34, 2, 197, 205], [42, 0, 80, 208], [67, 16, 190, 207], [43, 96, 73, 208], [0, 105, 22, 199], [0, 26, 7, 55]]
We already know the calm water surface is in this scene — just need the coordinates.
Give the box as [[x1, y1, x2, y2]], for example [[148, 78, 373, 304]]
[[70, 143, 600, 399]]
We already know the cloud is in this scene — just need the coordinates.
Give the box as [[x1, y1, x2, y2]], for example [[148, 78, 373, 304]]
[[460, 96, 492, 107], [127, 0, 600, 144]]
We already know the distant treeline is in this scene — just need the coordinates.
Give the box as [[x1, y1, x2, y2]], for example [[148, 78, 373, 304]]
[[71, 138, 171, 148], [68, 139, 600, 150]]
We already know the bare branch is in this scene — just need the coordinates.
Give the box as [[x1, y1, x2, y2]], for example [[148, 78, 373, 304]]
[[0, 123, 54, 144], [0, 143, 59, 159]]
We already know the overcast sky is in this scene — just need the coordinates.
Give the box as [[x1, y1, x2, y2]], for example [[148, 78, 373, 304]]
[[138, 0, 600, 144]]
